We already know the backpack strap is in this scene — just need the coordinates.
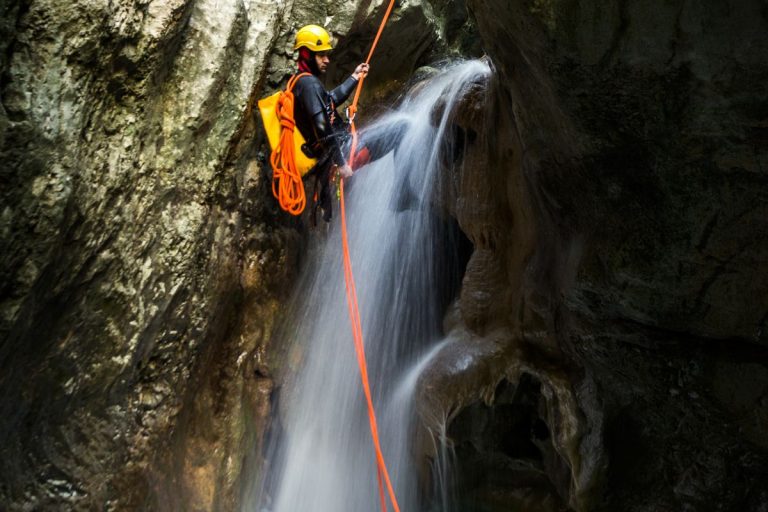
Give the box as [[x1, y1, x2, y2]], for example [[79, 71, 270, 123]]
[[286, 72, 312, 94]]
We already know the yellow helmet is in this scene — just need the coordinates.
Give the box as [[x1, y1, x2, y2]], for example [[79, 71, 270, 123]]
[[294, 24, 334, 52]]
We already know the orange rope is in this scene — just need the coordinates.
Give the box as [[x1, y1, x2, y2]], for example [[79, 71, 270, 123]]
[[340, 180, 400, 512], [339, 1, 401, 511], [271, 73, 311, 215], [346, 0, 398, 164]]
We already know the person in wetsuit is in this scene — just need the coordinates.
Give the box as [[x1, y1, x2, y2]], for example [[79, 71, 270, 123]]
[[292, 24, 407, 222], [291, 25, 366, 222]]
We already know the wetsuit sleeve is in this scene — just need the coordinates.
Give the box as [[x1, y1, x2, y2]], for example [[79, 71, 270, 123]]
[[329, 75, 359, 106]]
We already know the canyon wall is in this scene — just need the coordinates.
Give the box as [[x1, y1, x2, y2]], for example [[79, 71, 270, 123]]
[[2, 0, 766, 510]]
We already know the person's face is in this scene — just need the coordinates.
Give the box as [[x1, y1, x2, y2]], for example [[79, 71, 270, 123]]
[[315, 51, 330, 74]]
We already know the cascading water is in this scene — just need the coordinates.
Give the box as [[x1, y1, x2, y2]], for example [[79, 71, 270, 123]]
[[248, 60, 490, 512]]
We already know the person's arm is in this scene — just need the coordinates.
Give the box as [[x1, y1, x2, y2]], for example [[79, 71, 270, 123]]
[[328, 63, 370, 105], [329, 75, 358, 106]]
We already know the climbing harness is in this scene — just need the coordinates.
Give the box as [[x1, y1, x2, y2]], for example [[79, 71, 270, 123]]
[[258, 72, 316, 215], [339, 1, 401, 511]]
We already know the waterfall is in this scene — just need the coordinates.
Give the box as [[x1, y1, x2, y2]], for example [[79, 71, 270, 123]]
[[248, 60, 490, 512]]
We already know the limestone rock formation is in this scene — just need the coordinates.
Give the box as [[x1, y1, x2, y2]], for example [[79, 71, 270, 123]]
[[415, 1, 768, 511], [0, 0, 454, 509]]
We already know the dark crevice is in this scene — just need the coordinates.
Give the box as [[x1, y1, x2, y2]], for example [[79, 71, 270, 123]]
[[440, 216, 473, 316], [147, 0, 198, 94], [443, 374, 569, 511], [695, 212, 719, 253], [0, 0, 28, 92], [599, 0, 629, 69]]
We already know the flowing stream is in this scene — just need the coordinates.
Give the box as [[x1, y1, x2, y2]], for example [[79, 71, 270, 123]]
[[249, 60, 490, 512]]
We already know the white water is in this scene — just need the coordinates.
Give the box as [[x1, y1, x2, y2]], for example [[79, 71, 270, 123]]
[[248, 60, 490, 512]]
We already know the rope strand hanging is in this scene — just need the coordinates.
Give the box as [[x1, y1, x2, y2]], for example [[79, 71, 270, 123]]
[[339, 1, 401, 511]]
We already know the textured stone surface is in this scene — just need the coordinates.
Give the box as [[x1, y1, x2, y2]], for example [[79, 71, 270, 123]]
[[1, 0, 296, 508], [413, 0, 768, 511], [0, 0, 460, 510], [3, 0, 768, 510]]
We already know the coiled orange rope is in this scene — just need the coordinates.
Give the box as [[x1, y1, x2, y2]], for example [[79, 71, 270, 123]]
[[339, 1, 401, 511], [271, 73, 311, 215]]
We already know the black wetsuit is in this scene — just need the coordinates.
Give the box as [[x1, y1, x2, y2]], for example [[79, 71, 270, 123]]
[[293, 74, 358, 222]]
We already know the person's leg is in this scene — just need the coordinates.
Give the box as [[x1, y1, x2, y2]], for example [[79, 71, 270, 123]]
[[349, 119, 409, 170], [310, 160, 334, 224], [349, 146, 371, 170]]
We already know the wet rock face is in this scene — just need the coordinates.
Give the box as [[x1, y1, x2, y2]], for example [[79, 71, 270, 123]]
[[468, 0, 768, 345], [448, 375, 571, 512], [0, 0, 459, 510], [415, 0, 768, 511], [1, 0, 297, 508]]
